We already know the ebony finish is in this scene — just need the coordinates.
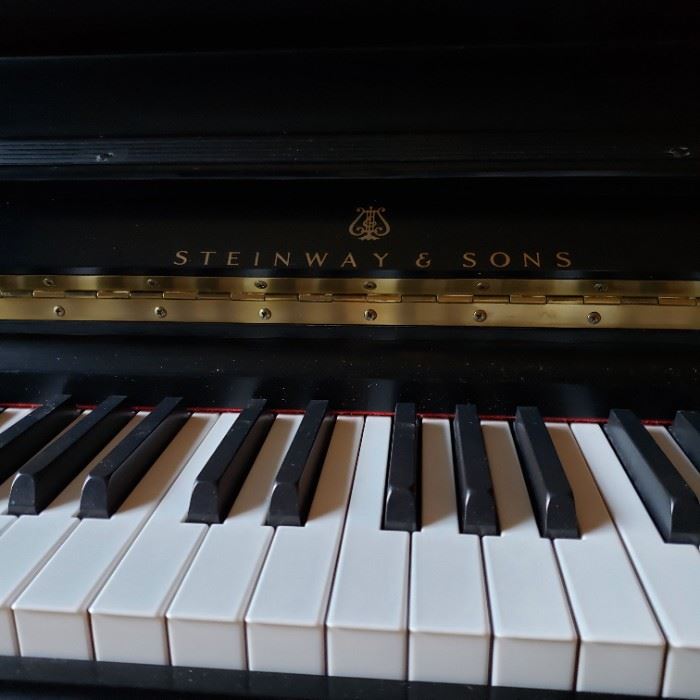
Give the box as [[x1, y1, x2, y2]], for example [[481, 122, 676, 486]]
[[0, 394, 78, 485], [605, 408, 700, 545], [670, 410, 700, 471], [79, 397, 189, 518], [1, 0, 698, 55], [0, 655, 667, 700], [1, 46, 699, 180], [383, 403, 420, 532], [187, 399, 274, 524], [452, 404, 499, 536], [513, 406, 579, 539], [0, 330, 699, 417], [1, 178, 699, 279], [8, 396, 132, 515], [266, 401, 335, 527]]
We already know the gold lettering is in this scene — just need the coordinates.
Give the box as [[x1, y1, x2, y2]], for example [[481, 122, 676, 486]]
[[556, 251, 572, 268], [489, 251, 511, 268], [372, 252, 389, 268], [305, 251, 329, 268], [226, 251, 240, 267], [253, 251, 260, 267], [523, 251, 541, 268], [274, 251, 291, 267], [341, 252, 357, 268], [200, 250, 216, 266], [174, 250, 189, 266], [416, 252, 431, 269], [462, 251, 477, 268]]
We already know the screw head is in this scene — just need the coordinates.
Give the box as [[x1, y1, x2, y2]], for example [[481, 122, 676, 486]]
[[43, 277, 55, 288], [364, 308, 378, 321], [593, 282, 607, 293], [154, 306, 167, 318], [254, 280, 268, 290], [476, 281, 489, 291], [587, 311, 602, 325], [363, 281, 377, 291], [147, 278, 157, 288], [53, 305, 65, 317], [668, 145, 690, 159], [473, 309, 487, 322], [259, 307, 272, 320]]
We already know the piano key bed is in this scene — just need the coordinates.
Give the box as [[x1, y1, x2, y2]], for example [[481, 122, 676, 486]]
[[0, 399, 698, 699]]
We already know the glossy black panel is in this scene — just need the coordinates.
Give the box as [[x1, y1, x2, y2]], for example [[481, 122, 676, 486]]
[[0, 178, 698, 279], [1, 0, 698, 55], [0, 330, 699, 417], [0, 655, 667, 700]]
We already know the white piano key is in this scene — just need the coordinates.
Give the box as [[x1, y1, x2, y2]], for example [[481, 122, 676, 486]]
[[548, 423, 665, 695], [12, 411, 220, 660], [245, 416, 362, 675], [166, 414, 302, 670], [408, 419, 490, 684], [649, 425, 700, 501], [572, 423, 700, 699], [0, 410, 102, 655], [88, 412, 230, 664], [481, 421, 577, 691], [326, 417, 410, 681]]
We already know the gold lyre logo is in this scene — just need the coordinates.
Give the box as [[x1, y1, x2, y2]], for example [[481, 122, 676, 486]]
[[348, 206, 391, 241]]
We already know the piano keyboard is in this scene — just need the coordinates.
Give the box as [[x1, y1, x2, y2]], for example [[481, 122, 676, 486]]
[[0, 398, 698, 699]]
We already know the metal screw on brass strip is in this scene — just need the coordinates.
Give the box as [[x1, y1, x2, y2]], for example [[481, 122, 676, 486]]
[[473, 309, 487, 322], [259, 307, 272, 320], [593, 282, 607, 292], [668, 145, 690, 159], [154, 306, 167, 319], [43, 278, 55, 288], [53, 305, 65, 317], [476, 281, 489, 291], [147, 278, 157, 288], [254, 280, 268, 290], [364, 309, 377, 321], [363, 281, 377, 291], [587, 311, 602, 325]]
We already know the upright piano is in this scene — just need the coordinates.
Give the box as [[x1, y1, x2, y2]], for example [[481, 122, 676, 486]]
[[0, 1, 699, 698]]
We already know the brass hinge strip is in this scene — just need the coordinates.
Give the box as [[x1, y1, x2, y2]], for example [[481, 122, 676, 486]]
[[0, 291, 698, 329]]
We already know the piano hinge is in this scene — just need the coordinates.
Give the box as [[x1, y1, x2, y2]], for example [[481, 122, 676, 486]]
[[0, 276, 697, 330]]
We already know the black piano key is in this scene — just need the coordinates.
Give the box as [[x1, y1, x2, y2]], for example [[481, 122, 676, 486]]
[[79, 396, 189, 518], [383, 402, 420, 532], [604, 408, 700, 545], [452, 404, 499, 536], [0, 395, 79, 485], [8, 396, 133, 515], [187, 399, 274, 524], [266, 400, 336, 527], [670, 410, 700, 472], [513, 406, 580, 539]]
